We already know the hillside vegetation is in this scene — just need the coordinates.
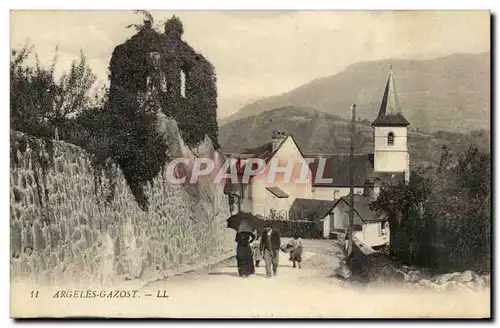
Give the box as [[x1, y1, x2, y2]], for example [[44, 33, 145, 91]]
[[222, 52, 490, 133], [219, 106, 490, 168]]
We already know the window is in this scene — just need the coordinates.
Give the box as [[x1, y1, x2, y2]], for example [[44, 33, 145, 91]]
[[387, 132, 395, 145], [180, 70, 186, 98], [380, 222, 389, 235]]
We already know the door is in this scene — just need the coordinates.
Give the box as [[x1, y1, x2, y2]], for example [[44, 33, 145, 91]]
[[322, 217, 330, 238]]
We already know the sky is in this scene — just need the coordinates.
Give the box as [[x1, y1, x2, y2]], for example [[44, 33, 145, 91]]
[[10, 10, 490, 118]]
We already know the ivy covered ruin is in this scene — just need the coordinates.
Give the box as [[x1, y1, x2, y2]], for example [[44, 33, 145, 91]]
[[101, 15, 220, 209], [108, 16, 219, 148]]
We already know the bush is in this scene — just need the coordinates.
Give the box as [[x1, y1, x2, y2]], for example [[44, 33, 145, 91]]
[[265, 219, 323, 239]]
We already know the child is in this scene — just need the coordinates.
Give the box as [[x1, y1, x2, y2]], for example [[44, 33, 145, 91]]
[[288, 234, 303, 268], [251, 229, 263, 267]]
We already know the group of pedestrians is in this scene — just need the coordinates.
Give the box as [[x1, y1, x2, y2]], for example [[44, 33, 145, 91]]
[[235, 221, 303, 278]]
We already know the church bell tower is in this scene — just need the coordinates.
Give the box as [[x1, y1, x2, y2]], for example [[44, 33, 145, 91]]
[[372, 67, 410, 182]]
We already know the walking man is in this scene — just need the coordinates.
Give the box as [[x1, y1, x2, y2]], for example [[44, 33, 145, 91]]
[[260, 222, 281, 278]]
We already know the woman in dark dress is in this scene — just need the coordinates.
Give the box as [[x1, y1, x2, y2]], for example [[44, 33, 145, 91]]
[[235, 231, 256, 277]]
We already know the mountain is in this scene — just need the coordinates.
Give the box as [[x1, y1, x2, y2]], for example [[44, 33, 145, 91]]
[[221, 52, 490, 133], [218, 106, 490, 168]]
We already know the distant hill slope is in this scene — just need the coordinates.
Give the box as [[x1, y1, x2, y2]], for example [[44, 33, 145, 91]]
[[219, 106, 490, 168], [221, 52, 490, 133]]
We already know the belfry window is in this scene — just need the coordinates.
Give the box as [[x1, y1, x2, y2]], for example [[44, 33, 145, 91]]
[[180, 70, 186, 98], [387, 132, 395, 145]]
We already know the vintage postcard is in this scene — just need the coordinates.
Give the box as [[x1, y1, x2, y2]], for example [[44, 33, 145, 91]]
[[9, 10, 491, 318]]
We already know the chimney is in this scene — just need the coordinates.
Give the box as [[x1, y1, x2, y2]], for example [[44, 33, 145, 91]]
[[363, 180, 374, 198], [271, 131, 286, 152]]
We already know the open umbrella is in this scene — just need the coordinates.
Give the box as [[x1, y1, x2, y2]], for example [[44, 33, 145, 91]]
[[227, 212, 264, 232]]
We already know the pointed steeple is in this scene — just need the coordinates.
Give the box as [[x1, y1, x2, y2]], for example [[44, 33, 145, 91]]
[[372, 66, 410, 127]]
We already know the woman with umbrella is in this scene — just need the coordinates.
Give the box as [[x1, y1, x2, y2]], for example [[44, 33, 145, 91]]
[[227, 212, 262, 278], [235, 219, 256, 277]]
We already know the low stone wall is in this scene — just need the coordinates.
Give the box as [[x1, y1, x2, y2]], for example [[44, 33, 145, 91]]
[[347, 237, 405, 283], [347, 238, 490, 292], [10, 131, 235, 287], [405, 270, 490, 292]]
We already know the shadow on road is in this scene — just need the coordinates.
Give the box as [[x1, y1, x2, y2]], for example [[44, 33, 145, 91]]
[[208, 272, 268, 278]]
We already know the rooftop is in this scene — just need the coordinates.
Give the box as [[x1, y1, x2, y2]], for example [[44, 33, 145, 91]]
[[289, 198, 336, 222], [372, 68, 410, 127], [335, 194, 387, 223], [306, 154, 405, 187], [266, 186, 289, 198]]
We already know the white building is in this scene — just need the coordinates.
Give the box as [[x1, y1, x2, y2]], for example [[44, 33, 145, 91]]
[[317, 68, 411, 247], [224, 68, 410, 247], [331, 194, 390, 247], [308, 68, 410, 202], [224, 132, 313, 219]]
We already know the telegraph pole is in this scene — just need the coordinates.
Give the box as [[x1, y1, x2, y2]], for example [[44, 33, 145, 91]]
[[345, 104, 356, 255]]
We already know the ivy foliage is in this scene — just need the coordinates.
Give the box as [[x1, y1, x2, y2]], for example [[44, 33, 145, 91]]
[[109, 11, 219, 149]]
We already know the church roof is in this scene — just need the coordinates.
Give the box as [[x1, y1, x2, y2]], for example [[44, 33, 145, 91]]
[[306, 154, 374, 187], [372, 68, 410, 127], [306, 153, 405, 188]]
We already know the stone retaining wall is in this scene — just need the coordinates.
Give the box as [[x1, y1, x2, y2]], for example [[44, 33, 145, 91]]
[[10, 131, 234, 287]]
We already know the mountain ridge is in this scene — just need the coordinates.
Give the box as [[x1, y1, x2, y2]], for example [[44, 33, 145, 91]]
[[220, 51, 490, 133], [218, 106, 490, 169]]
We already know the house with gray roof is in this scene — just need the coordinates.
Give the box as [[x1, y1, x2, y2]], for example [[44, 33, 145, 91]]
[[223, 68, 409, 244], [327, 192, 390, 247]]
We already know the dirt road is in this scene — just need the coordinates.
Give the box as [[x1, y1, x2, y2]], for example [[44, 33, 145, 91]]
[[11, 239, 490, 318], [141, 239, 489, 318], [142, 239, 342, 317]]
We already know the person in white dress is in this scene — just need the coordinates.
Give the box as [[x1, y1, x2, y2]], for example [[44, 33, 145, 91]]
[[288, 234, 303, 268]]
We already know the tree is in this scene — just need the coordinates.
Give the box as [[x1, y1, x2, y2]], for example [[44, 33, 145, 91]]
[[268, 209, 286, 220], [51, 51, 96, 124], [370, 171, 430, 257], [371, 145, 491, 272], [452, 146, 491, 271], [10, 43, 96, 138], [126, 10, 156, 32]]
